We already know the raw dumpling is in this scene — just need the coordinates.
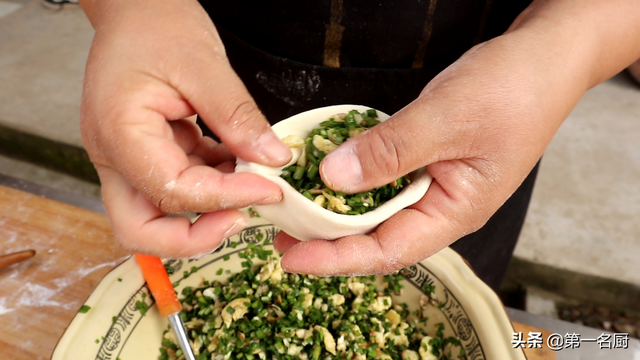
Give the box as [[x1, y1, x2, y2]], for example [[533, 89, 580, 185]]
[[235, 104, 432, 241]]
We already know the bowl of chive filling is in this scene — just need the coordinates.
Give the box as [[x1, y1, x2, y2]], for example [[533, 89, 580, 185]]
[[51, 212, 525, 360], [236, 105, 432, 241]]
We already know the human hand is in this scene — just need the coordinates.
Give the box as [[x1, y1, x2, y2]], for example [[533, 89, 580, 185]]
[[79, 0, 291, 257], [273, 0, 640, 276]]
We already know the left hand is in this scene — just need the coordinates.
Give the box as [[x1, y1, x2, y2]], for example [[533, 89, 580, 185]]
[[79, 0, 291, 257], [273, 0, 640, 276]]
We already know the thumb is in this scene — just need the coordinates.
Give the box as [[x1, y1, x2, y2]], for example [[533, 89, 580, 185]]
[[319, 103, 451, 193]]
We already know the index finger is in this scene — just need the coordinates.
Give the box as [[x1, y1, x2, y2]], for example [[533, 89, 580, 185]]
[[99, 166, 249, 257], [102, 107, 283, 214]]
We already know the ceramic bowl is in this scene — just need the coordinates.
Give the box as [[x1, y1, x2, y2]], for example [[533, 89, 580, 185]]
[[52, 213, 525, 360], [235, 104, 432, 241]]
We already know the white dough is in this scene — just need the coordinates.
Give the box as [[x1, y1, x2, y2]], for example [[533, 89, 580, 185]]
[[235, 104, 432, 241]]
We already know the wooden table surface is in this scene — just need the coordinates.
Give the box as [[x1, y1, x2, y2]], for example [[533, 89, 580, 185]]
[[0, 185, 129, 360], [0, 183, 555, 360]]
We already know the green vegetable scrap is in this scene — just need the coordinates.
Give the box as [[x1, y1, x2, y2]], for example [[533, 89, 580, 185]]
[[78, 305, 91, 313], [136, 300, 149, 316], [248, 207, 261, 218], [279, 109, 410, 215], [165, 264, 175, 275], [158, 244, 465, 360]]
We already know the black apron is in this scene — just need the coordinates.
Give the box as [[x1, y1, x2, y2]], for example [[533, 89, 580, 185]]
[[197, 0, 535, 291]]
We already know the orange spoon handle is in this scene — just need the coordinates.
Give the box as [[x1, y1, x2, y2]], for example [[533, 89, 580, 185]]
[[135, 254, 182, 318]]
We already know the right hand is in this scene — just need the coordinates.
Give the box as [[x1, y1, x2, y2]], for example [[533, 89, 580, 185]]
[[79, 0, 291, 257]]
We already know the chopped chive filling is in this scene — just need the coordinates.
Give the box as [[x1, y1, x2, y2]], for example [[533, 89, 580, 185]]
[[280, 109, 410, 215], [158, 244, 465, 360]]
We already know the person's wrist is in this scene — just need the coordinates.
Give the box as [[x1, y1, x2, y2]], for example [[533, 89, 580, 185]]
[[460, 28, 590, 131], [88, 0, 198, 31], [506, 0, 640, 89]]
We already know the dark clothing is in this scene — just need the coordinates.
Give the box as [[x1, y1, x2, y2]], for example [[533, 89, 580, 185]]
[[200, 0, 530, 69], [197, 0, 536, 291]]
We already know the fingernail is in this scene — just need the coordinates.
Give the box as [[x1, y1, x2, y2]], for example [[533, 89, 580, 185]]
[[278, 255, 298, 274], [257, 131, 291, 164], [223, 214, 248, 239], [321, 144, 363, 191], [255, 192, 282, 205]]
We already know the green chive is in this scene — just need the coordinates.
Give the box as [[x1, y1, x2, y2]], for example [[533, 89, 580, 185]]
[[293, 165, 305, 180], [306, 163, 319, 179]]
